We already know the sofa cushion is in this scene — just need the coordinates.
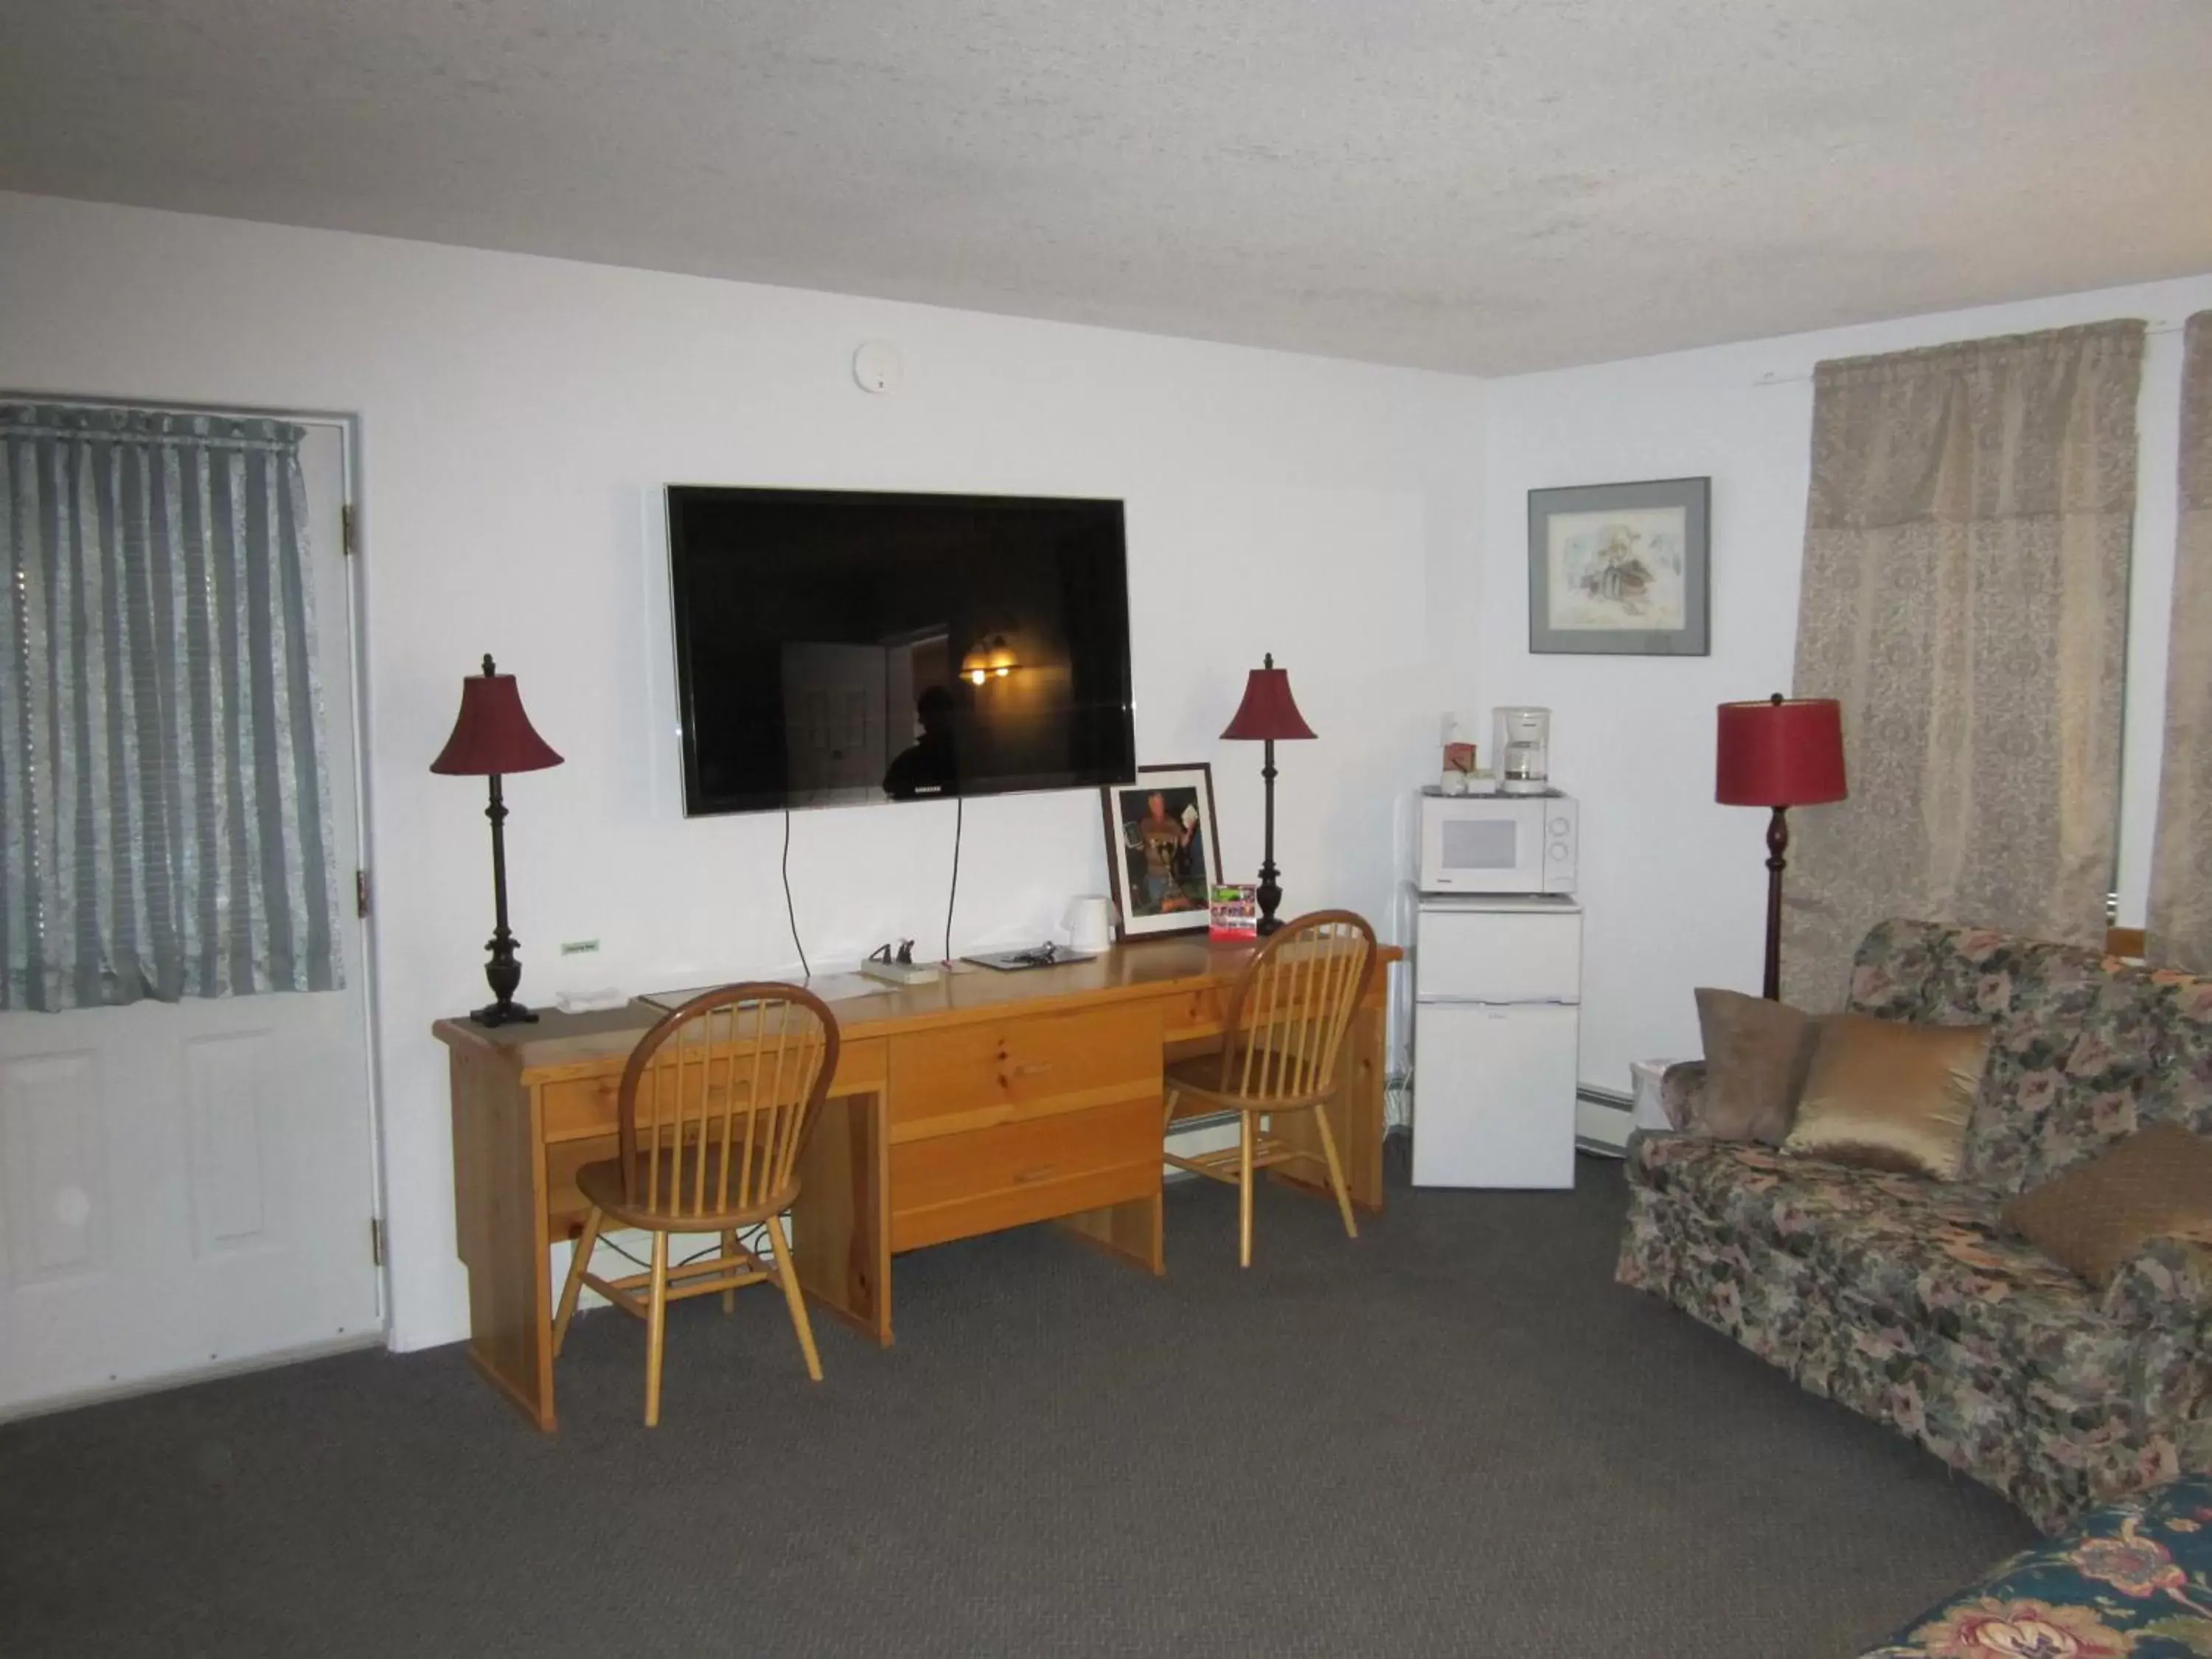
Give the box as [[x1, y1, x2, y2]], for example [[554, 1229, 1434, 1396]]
[[1691, 987, 1817, 1143], [1818, 1219, 2124, 1404], [1784, 1012, 1990, 1179], [1630, 1135, 1996, 1262], [1630, 1133, 2128, 1403], [2004, 1122, 2212, 1287]]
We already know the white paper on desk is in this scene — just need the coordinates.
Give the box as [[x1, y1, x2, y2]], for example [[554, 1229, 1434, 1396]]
[[554, 987, 630, 1014]]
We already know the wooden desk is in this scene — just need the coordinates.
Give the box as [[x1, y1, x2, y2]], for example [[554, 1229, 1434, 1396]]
[[434, 937, 1399, 1430]]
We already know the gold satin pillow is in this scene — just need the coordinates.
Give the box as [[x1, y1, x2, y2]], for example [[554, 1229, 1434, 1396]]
[[1781, 1012, 1992, 1181]]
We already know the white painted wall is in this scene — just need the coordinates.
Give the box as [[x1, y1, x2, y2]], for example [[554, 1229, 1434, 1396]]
[[0, 192, 1485, 1351], [1479, 273, 2212, 1093], [12, 184, 2199, 1349]]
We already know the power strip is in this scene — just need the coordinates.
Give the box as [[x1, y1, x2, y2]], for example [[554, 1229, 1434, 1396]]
[[859, 957, 942, 987]]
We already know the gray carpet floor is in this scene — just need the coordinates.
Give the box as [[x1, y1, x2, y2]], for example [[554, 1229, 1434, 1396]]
[[1, 1148, 2035, 1658]]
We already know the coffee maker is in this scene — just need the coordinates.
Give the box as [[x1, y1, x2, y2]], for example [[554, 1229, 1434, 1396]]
[[1493, 706, 1553, 796]]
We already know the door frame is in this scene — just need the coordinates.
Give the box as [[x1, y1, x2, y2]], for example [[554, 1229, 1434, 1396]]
[[0, 389, 392, 1377]]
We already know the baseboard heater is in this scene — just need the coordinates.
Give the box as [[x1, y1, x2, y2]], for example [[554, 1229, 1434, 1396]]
[[1575, 1084, 1634, 1158], [1172, 1088, 1638, 1168]]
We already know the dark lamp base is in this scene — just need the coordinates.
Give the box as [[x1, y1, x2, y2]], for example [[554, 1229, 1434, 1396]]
[[470, 999, 538, 1027], [1255, 859, 1284, 936]]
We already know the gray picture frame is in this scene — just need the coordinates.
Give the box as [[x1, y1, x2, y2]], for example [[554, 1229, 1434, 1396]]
[[1527, 476, 1710, 655]]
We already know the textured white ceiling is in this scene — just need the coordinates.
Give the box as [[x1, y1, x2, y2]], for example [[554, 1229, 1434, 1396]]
[[3, 1, 2208, 374]]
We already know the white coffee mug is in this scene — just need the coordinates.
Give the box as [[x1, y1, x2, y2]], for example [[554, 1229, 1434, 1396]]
[[1064, 895, 1112, 954]]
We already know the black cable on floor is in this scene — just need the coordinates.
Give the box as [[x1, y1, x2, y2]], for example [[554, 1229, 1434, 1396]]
[[944, 793, 964, 964], [782, 804, 810, 983], [588, 1225, 773, 1275]]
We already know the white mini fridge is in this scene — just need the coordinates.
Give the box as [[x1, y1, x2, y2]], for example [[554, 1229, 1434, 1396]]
[[1412, 894, 1582, 1189]]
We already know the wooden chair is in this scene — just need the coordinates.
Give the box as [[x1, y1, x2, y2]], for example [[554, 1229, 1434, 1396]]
[[552, 983, 840, 1425], [1163, 911, 1377, 1267]]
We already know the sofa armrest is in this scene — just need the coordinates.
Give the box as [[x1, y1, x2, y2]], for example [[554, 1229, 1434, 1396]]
[[2108, 1234, 2212, 1469], [2104, 1231, 2212, 1332], [1659, 1060, 1707, 1132]]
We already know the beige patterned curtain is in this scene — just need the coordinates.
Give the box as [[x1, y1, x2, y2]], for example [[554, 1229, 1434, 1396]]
[[1782, 321, 2146, 1007], [2148, 313, 2212, 972]]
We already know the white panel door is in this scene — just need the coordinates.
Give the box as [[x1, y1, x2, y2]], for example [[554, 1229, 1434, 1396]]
[[1412, 1002, 1580, 1189], [0, 422, 381, 1416]]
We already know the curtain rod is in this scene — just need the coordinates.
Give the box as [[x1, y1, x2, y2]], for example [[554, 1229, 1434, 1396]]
[[1750, 319, 2188, 388], [0, 390, 353, 429]]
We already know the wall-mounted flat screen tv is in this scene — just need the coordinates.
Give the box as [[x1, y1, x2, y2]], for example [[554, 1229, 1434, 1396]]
[[666, 486, 1136, 815]]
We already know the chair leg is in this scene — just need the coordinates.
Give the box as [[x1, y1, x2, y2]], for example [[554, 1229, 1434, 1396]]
[[765, 1213, 824, 1382], [553, 1206, 602, 1359], [1238, 1112, 1255, 1268], [722, 1229, 738, 1313], [1311, 1102, 1359, 1240], [643, 1231, 670, 1428]]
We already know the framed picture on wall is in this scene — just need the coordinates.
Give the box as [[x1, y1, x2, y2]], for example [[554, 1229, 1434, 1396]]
[[1528, 476, 1711, 655], [1099, 764, 1223, 940]]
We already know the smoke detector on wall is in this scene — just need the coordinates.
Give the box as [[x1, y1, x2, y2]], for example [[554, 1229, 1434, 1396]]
[[852, 340, 904, 394]]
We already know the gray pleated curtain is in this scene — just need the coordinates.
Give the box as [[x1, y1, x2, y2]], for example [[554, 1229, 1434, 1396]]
[[1, 403, 344, 1010], [1784, 322, 2144, 1006], [2147, 315, 2212, 972]]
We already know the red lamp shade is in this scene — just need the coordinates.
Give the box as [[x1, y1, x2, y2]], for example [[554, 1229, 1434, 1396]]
[[1220, 655, 1316, 742], [1715, 696, 1846, 807], [430, 656, 564, 776]]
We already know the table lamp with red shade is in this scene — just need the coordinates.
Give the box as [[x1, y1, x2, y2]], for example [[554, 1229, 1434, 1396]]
[[431, 655, 564, 1026], [1220, 653, 1317, 936], [1716, 693, 1847, 1001]]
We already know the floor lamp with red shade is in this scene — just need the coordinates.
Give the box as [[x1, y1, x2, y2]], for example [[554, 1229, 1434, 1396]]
[[1716, 693, 1848, 1001]]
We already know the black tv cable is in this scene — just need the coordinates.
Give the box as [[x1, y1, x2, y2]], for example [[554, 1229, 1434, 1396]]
[[944, 793, 964, 964], [781, 804, 810, 983]]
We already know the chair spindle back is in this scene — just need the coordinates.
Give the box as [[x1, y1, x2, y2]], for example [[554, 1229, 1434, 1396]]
[[1216, 911, 1377, 1104], [616, 983, 841, 1220]]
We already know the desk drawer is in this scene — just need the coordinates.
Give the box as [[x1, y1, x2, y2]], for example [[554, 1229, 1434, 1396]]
[[888, 1002, 1160, 1133], [1160, 984, 1225, 1043], [888, 1094, 1160, 1252], [539, 1038, 887, 1143]]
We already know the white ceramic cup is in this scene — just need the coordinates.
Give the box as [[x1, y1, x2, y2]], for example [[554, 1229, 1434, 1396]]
[[1064, 895, 1112, 953]]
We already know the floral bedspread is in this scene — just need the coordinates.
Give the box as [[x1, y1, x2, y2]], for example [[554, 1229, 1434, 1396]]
[[1863, 1475, 2212, 1657]]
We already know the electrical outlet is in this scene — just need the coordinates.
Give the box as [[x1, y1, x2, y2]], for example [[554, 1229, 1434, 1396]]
[[559, 939, 602, 956]]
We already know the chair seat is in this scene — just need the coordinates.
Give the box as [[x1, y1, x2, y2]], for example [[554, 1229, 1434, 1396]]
[[1163, 1054, 1332, 1116], [574, 1154, 795, 1232]]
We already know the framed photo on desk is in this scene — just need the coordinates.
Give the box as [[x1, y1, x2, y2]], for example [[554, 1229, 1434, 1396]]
[[1100, 763, 1222, 939]]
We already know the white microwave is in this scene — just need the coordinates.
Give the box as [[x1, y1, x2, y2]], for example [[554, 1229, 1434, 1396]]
[[1417, 791, 1577, 895]]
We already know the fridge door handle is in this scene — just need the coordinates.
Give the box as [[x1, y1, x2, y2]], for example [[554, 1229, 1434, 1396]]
[[1414, 996, 1581, 1008]]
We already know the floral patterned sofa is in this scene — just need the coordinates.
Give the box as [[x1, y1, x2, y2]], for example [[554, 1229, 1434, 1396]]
[[1861, 1474, 2212, 1658], [1617, 919, 2212, 1531]]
